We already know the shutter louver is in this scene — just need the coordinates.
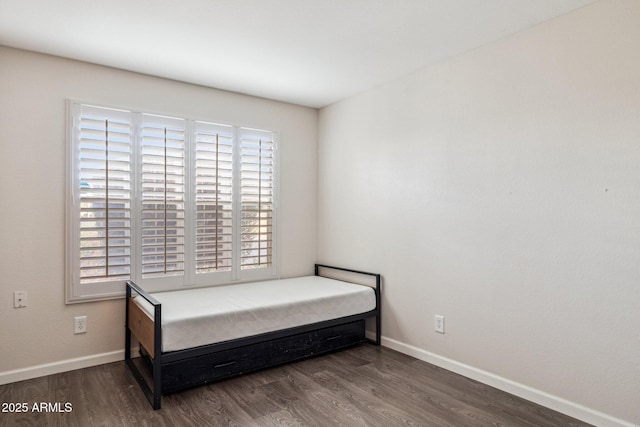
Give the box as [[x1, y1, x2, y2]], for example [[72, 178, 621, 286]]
[[194, 122, 234, 273], [78, 108, 132, 284], [240, 130, 275, 270], [140, 115, 186, 278]]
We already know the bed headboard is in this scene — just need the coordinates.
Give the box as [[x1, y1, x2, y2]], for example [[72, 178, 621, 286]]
[[315, 263, 381, 345]]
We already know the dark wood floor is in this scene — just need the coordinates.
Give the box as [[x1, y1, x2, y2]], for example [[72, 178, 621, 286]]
[[0, 344, 590, 427]]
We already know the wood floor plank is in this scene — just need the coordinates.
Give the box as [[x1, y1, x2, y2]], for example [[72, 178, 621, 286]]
[[0, 345, 592, 427], [277, 364, 380, 427], [217, 378, 283, 420], [254, 409, 307, 427], [259, 368, 359, 426], [165, 384, 259, 427], [307, 352, 491, 426], [308, 367, 453, 427], [402, 354, 587, 427], [353, 355, 523, 426], [346, 345, 586, 427]]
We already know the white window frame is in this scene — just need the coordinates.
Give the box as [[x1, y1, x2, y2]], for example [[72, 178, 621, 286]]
[[66, 100, 279, 303]]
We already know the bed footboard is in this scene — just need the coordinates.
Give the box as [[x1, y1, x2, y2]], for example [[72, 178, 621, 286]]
[[125, 281, 162, 409]]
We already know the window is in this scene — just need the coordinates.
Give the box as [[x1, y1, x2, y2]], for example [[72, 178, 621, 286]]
[[66, 102, 278, 302]]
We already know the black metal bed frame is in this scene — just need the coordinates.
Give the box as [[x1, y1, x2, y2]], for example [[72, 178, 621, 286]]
[[125, 264, 381, 409]]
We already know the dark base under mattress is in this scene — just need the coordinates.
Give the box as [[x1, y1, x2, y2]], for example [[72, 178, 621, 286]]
[[141, 319, 366, 394]]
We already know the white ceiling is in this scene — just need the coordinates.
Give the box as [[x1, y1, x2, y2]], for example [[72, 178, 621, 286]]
[[0, 0, 597, 108]]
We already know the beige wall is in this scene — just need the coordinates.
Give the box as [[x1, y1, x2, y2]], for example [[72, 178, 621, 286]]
[[318, 0, 639, 424], [0, 46, 318, 373]]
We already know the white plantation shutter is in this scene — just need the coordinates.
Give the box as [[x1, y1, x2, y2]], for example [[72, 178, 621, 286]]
[[68, 104, 133, 301], [139, 115, 186, 279], [240, 128, 275, 272], [194, 122, 234, 276], [67, 101, 278, 302]]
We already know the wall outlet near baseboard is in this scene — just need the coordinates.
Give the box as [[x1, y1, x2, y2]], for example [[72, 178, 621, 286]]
[[74, 316, 87, 334], [14, 291, 27, 308], [434, 315, 445, 334]]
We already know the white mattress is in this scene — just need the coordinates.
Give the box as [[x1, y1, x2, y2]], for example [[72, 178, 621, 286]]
[[134, 275, 376, 352]]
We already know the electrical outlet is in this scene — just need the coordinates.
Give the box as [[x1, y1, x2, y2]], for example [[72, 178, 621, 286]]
[[14, 291, 27, 308], [434, 315, 445, 334], [74, 316, 87, 334]]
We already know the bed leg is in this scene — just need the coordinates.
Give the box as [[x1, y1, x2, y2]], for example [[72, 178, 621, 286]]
[[152, 303, 162, 409], [125, 285, 132, 360], [375, 273, 381, 345], [125, 356, 161, 409]]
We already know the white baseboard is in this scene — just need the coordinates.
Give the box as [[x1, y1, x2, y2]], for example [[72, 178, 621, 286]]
[[0, 349, 138, 386], [381, 336, 636, 427]]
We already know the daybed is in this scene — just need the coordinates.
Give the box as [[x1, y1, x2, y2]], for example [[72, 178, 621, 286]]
[[124, 264, 381, 409]]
